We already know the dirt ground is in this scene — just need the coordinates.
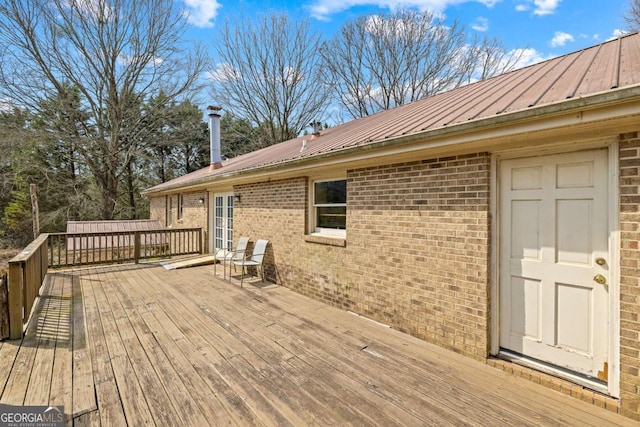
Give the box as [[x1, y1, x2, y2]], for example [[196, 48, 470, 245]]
[[0, 249, 21, 271]]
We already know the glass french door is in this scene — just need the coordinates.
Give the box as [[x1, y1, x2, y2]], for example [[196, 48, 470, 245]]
[[214, 193, 234, 252]]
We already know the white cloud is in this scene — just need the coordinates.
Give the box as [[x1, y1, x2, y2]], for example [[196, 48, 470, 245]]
[[550, 31, 574, 47], [513, 0, 560, 16], [0, 99, 14, 113], [65, 0, 113, 20], [118, 55, 164, 66], [207, 63, 239, 82], [510, 48, 555, 69], [607, 29, 628, 41], [532, 0, 561, 15], [183, 0, 221, 28], [471, 17, 489, 32], [307, 0, 502, 21]]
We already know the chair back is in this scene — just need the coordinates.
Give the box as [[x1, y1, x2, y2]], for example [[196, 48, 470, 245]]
[[250, 239, 269, 264], [232, 236, 250, 261]]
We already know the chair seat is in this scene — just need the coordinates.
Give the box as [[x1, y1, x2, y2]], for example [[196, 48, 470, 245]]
[[214, 237, 250, 280], [232, 260, 261, 267]]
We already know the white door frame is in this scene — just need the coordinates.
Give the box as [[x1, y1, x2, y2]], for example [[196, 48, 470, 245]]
[[490, 139, 620, 397]]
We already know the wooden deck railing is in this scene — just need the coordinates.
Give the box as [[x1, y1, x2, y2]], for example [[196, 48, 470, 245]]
[[3, 228, 203, 339], [7, 234, 49, 339], [47, 228, 203, 268]]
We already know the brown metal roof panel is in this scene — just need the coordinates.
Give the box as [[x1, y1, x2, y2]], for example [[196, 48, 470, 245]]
[[574, 38, 620, 96], [390, 82, 490, 135], [299, 114, 384, 155], [361, 90, 457, 138], [360, 74, 506, 139], [478, 58, 563, 116], [502, 53, 580, 112], [430, 68, 533, 127], [536, 47, 600, 104], [619, 34, 640, 86], [424, 61, 551, 129]]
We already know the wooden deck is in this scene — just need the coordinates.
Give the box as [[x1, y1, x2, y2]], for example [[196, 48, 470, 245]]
[[0, 263, 635, 426]]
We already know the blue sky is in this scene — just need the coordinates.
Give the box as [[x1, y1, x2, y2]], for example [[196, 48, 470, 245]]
[[183, 0, 631, 70]]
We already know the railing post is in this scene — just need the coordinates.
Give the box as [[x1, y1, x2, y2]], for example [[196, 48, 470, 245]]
[[134, 231, 141, 264], [199, 229, 203, 254], [8, 262, 23, 340], [0, 271, 8, 340]]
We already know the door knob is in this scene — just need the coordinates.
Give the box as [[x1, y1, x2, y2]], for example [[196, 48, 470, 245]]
[[595, 257, 606, 266], [593, 274, 606, 285]]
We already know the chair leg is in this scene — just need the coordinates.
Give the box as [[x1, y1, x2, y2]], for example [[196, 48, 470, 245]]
[[240, 264, 244, 288]]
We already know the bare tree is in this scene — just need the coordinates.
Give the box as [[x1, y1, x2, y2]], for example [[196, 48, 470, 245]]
[[626, 0, 640, 31], [464, 36, 527, 83], [210, 12, 330, 144], [322, 9, 522, 119], [0, 0, 208, 219]]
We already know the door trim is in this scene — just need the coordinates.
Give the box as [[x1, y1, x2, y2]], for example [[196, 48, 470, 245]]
[[490, 139, 620, 398]]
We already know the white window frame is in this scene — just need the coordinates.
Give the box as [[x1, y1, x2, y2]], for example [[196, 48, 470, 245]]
[[166, 195, 173, 227], [177, 194, 184, 219], [311, 178, 347, 239]]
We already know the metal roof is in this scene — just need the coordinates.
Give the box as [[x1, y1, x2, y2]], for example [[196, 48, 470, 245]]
[[144, 32, 640, 195]]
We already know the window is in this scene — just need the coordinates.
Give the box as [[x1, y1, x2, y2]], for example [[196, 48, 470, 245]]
[[178, 194, 184, 219], [313, 179, 346, 237]]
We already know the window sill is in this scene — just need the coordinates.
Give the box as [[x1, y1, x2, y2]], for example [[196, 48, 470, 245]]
[[304, 234, 347, 247]]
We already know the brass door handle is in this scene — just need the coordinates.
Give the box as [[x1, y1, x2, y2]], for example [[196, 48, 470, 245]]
[[594, 274, 606, 285], [595, 257, 606, 266]]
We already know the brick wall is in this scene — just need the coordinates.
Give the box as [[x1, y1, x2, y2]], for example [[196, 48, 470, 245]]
[[149, 196, 166, 226], [234, 178, 352, 306], [233, 153, 491, 360], [347, 153, 492, 359], [619, 131, 640, 420], [149, 192, 209, 250]]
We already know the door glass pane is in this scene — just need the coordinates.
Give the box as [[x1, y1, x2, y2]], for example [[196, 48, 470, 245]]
[[226, 195, 234, 251], [215, 196, 224, 250]]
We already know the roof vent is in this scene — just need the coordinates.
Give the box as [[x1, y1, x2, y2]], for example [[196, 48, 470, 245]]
[[310, 120, 321, 137], [300, 139, 308, 152]]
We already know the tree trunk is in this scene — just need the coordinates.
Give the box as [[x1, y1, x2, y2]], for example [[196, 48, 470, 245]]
[[98, 173, 118, 220], [29, 183, 39, 239], [126, 161, 137, 219]]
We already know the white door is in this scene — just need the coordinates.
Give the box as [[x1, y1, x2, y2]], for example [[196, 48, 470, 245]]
[[213, 193, 234, 252], [499, 149, 610, 379]]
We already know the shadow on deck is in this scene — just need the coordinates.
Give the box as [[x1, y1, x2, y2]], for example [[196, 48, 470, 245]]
[[0, 263, 634, 426]]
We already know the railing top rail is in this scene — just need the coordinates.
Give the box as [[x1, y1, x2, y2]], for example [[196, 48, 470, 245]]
[[8, 234, 50, 263], [47, 227, 202, 237]]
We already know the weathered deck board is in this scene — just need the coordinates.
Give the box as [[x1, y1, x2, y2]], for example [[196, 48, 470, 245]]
[[0, 262, 636, 426], [80, 267, 127, 426], [48, 273, 74, 427]]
